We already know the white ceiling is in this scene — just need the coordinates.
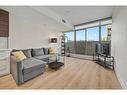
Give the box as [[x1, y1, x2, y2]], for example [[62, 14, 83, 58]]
[[49, 6, 115, 25], [0, 6, 115, 32], [0, 6, 73, 32]]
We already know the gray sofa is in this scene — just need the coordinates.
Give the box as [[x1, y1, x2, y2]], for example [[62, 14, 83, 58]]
[[10, 48, 56, 85]]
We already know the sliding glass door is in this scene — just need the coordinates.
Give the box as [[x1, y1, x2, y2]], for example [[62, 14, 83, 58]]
[[86, 27, 99, 55], [64, 18, 112, 56], [76, 29, 86, 55], [75, 27, 99, 55]]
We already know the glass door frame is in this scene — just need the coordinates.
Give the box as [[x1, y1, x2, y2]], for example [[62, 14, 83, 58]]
[[75, 29, 87, 55], [64, 21, 112, 56]]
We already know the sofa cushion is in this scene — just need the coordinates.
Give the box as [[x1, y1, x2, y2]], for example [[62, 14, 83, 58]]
[[43, 48, 49, 55], [32, 48, 44, 57], [22, 49, 32, 58], [34, 55, 50, 60], [22, 58, 46, 74], [34, 55, 55, 60], [12, 49, 21, 52], [23, 68, 45, 82]]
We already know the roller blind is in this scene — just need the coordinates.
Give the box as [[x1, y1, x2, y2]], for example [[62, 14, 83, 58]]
[[0, 9, 9, 37]]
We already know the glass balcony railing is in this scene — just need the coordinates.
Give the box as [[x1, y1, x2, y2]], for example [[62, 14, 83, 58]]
[[65, 41, 110, 56]]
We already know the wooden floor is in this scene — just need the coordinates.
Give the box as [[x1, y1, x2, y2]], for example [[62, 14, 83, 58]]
[[0, 57, 121, 89]]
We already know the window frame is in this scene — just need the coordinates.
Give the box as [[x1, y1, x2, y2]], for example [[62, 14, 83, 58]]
[[63, 18, 112, 55]]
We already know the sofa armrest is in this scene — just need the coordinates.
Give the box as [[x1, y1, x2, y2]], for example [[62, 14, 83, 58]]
[[10, 56, 24, 84]]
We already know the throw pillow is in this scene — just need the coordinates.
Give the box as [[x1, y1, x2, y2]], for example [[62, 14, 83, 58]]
[[13, 51, 27, 61], [11, 49, 20, 56], [22, 49, 32, 58], [49, 47, 55, 54], [31, 48, 44, 56]]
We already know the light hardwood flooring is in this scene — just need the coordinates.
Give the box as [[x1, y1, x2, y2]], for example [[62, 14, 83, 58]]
[[0, 57, 121, 89]]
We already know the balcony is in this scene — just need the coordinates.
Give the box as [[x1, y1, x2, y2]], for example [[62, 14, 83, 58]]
[[65, 41, 110, 56]]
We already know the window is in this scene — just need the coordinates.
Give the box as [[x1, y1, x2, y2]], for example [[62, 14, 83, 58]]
[[64, 18, 112, 56], [76, 29, 86, 54], [87, 27, 99, 41], [76, 29, 85, 41], [101, 25, 112, 41], [65, 32, 74, 42], [101, 25, 107, 41]]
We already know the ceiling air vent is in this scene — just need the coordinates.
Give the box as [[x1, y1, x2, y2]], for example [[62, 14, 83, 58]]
[[62, 19, 66, 23]]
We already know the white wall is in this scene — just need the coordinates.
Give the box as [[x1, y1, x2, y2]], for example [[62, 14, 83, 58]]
[[8, 12, 62, 49], [112, 7, 127, 88]]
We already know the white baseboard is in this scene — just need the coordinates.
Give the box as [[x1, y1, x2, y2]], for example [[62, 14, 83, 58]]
[[114, 67, 127, 89], [70, 53, 93, 60]]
